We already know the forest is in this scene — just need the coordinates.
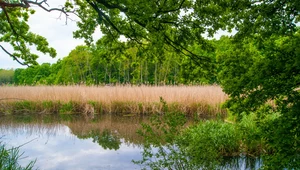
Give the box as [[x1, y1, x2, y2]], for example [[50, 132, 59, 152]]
[[1, 36, 218, 85]]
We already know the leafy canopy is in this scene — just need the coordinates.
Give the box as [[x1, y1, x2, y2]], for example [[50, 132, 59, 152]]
[[0, 0, 59, 66], [1, 0, 299, 67]]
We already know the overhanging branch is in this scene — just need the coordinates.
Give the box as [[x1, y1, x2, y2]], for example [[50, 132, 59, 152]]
[[0, 0, 29, 8], [0, 44, 29, 66], [26, 0, 71, 15], [0, 0, 75, 66]]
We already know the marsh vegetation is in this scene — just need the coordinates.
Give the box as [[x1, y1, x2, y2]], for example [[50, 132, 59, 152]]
[[0, 85, 227, 116], [0, 141, 35, 170], [0, 85, 298, 169]]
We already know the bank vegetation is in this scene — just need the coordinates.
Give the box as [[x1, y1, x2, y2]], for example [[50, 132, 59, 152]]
[[0, 85, 227, 117]]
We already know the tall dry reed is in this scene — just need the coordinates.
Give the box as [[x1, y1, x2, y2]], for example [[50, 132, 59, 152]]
[[0, 85, 228, 116]]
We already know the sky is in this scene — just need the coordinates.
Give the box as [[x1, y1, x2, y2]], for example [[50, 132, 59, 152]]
[[0, 0, 102, 69], [1, 124, 143, 170]]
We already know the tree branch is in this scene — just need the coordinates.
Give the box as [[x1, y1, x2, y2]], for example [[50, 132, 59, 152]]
[[95, 0, 128, 12], [26, 0, 70, 15], [1, 5, 31, 65], [2, 6, 18, 35], [157, 0, 185, 14], [0, 44, 29, 67], [0, 0, 30, 8], [0, 0, 77, 66], [85, 0, 209, 67], [86, 0, 122, 35]]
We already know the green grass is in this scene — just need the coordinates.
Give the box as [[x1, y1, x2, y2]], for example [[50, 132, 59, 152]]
[[134, 111, 273, 169], [0, 100, 226, 117], [0, 142, 35, 170]]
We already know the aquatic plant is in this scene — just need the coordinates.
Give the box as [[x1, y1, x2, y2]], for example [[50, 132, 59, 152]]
[[134, 111, 272, 169], [0, 85, 227, 116], [0, 142, 35, 170]]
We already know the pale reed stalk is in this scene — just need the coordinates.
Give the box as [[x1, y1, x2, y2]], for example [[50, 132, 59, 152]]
[[0, 85, 228, 115], [0, 85, 227, 104]]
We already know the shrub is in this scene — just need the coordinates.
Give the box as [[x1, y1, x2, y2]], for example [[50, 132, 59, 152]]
[[179, 120, 240, 168]]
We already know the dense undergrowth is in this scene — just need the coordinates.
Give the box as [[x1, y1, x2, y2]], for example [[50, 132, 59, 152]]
[[134, 108, 282, 169]]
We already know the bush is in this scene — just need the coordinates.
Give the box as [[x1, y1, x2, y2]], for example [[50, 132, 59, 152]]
[[179, 120, 240, 168], [238, 112, 264, 155]]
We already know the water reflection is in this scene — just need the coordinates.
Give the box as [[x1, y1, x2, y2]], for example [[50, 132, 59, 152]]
[[78, 129, 121, 150], [0, 114, 262, 170], [221, 156, 262, 170], [0, 114, 144, 170]]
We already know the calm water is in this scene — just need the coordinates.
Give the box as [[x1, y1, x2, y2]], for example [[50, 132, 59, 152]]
[[0, 114, 145, 170], [0, 114, 262, 170]]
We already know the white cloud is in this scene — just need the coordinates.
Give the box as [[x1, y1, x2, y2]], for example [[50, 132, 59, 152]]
[[1, 123, 143, 170], [0, 0, 102, 69]]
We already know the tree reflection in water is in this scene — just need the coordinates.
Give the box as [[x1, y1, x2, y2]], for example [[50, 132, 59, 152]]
[[78, 129, 121, 150], [0, 114, 263, 169]]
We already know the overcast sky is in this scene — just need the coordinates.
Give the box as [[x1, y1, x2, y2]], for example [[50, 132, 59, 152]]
[[0, 0, 101, 69]]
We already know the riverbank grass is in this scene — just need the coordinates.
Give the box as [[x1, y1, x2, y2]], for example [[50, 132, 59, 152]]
[[0, 85, 227, 116], [0, 142, 35, 170]]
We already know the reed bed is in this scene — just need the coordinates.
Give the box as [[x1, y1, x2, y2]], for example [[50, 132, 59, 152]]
[[0, 85, 228, 116]]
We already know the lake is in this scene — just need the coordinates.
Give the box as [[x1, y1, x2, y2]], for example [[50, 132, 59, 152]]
[[0, 114, 262, 170]]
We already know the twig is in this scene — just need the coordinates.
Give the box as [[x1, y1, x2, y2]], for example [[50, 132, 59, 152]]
[[16, 137, 39, 149], [0, 98, 26, 101]]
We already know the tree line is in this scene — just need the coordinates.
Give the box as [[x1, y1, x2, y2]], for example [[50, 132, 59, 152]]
[[7, 36, 217, 85]]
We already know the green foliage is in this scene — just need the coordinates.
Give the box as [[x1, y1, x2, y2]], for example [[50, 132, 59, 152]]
[[12, 101, 34, 113], [259, 105, 300, 169], [12, 42, 216, 85], [59, 102, 74, 114], [2, 0, 299, 69], [138, 112, 186, 145], [217, 31, 300, 168], [59, 114, 76, 122], [0, 142, 35, 170], [0, 4, 56, 66], [134, 112, 190, 170], [135, 112, 280, 169], [78, 129, 121, 150], [91, 129, 121, 150], [41, 101, 60, 114], [0, 69, 14, 85], [159, 97, 168, 113], [72, 0, 216, 67], [13, 63, 52, 85], [179, 121, 240, 168], [238, 112, 265, 155]]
